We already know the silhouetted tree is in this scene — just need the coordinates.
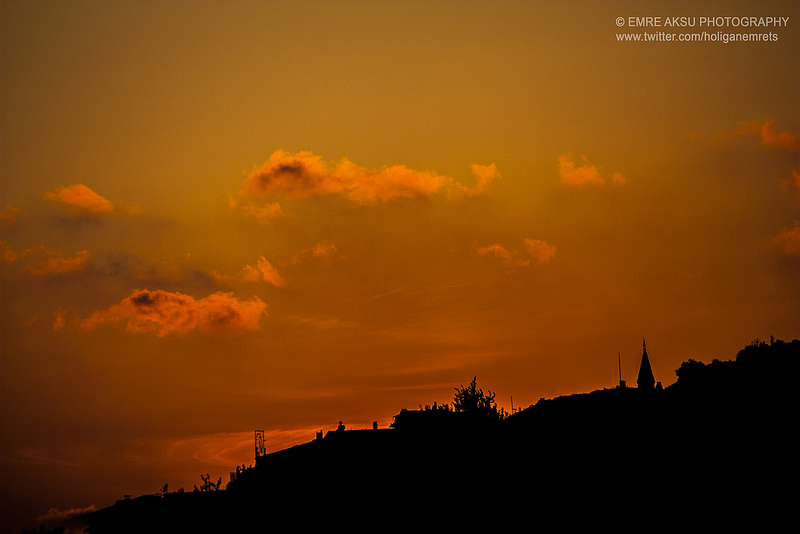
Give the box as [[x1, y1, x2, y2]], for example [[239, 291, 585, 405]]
[[453, 377, 502, 419], [675, 358, 706, 381], [193, 473, 222, 492]]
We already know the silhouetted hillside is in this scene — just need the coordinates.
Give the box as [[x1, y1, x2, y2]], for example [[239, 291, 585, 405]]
[[80, 338, 799, 533]]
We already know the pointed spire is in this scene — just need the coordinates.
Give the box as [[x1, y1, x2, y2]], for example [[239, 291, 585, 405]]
[[637, 338, 655, 390]]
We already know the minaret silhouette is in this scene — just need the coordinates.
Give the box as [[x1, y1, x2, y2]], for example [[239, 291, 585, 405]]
[[637, 338, 655, 390]]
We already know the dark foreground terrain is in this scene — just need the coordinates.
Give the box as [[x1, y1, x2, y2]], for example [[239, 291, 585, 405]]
[[79, 338, 798, 532]]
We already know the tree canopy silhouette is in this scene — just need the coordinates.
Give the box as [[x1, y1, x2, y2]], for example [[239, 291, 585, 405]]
[[452, 377, 502, 420]]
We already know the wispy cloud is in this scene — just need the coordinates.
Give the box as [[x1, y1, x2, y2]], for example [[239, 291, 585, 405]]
[[2, 241, 92, 277], [230, 198, 284, 225], [557, 154, 625, 188], [285, 240, 341, 266], [212, 243, 340, 288], [212, 257, 285, 287], [43, 184, 115, 215], [79, 289, 267, 338], [27, 249, 91, 277]]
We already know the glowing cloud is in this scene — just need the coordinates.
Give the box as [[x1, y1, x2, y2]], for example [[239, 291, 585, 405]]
[[240, 150, 446, 203], [237, 150, 498, 208], [80, 289, 267, 338], [455, 163, 501, 197], [557, 154, 625, 187], [212, 257, 285, 287], [43, 184, 115, 215], [239, 257, 285, 287], [470, 163, 500, 192]]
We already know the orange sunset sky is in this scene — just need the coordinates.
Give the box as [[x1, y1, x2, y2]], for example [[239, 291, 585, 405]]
[[2, 0, 799, 530]]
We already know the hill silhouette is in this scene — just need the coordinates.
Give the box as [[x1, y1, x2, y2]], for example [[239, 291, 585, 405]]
[[77, 338, 798, 533]]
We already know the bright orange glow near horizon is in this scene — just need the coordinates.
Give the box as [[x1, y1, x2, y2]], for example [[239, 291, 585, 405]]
[[2, 0, 799, 531]]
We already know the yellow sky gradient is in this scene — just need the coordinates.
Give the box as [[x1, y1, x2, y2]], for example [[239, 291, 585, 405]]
[[2, 0, 800, 530]]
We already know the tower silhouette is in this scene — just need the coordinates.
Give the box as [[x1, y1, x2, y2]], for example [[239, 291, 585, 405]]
[[637, 338, 655, 390]]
